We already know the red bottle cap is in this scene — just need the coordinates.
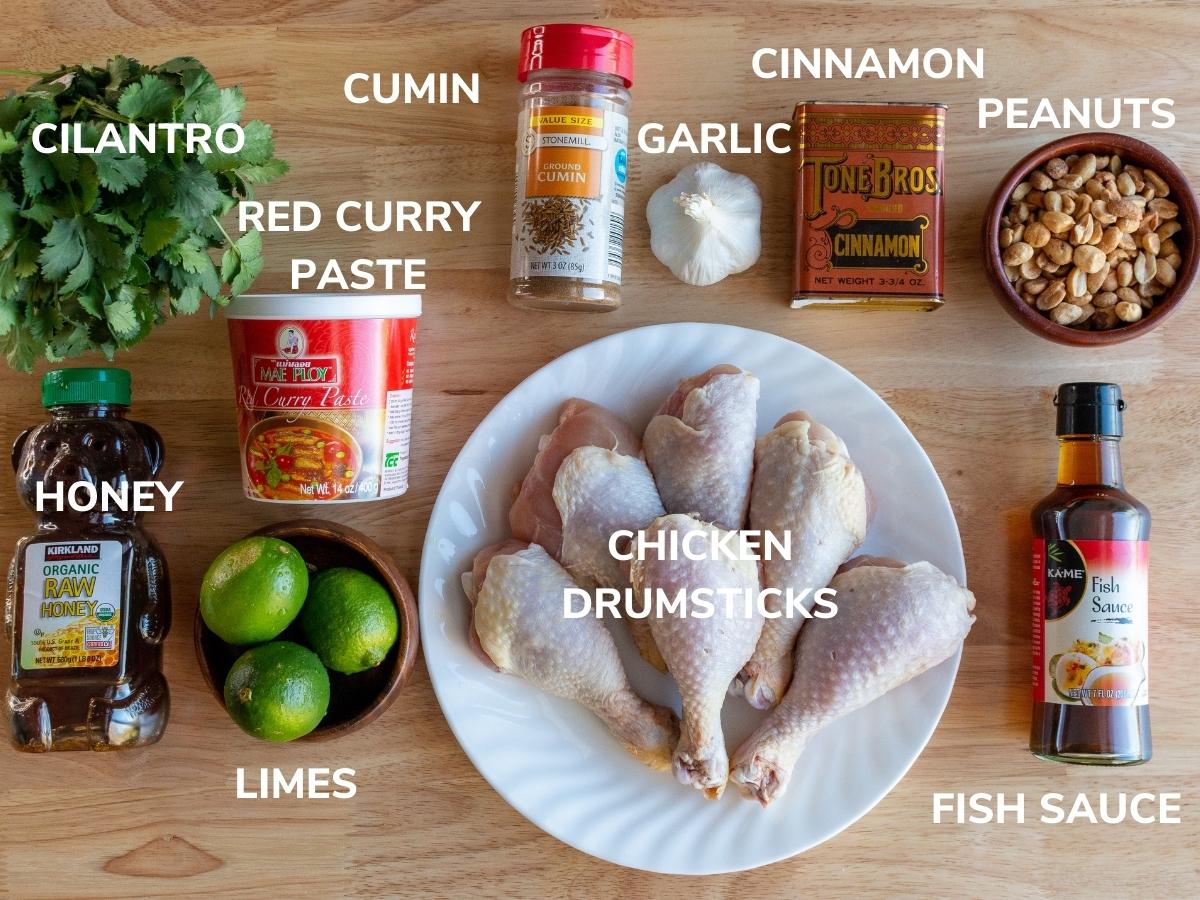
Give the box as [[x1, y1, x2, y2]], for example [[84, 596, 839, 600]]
[[518, 24, 634, 87]]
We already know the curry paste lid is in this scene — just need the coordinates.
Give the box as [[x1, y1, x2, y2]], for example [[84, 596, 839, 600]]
[[42, 367, 131, 408], [225, 294, 422, 320]]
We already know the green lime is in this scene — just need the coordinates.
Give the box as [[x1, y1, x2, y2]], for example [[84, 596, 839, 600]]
[[223, 641, 330, 742], [200, 537, 308, 645], [300, 567, 399, 674]]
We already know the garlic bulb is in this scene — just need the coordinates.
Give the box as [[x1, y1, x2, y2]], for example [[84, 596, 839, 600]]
[[646, 162, 762, 286]]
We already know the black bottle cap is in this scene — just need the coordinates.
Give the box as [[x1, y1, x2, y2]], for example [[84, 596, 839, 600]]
[[1055, 383, 1124, 437]]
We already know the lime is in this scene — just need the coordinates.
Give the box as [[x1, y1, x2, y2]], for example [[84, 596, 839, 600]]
[[300, 567, 399, 674], [223, 641, 330, 742], [200, 537, 308, 645]]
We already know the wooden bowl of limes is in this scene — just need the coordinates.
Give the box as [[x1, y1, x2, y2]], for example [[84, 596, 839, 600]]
[[194, 519, 419, 742]]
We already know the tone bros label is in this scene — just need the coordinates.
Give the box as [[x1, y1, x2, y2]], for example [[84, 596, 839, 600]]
[[21, 540, 123, 669], [792, 101, 945, 309], [512, 104, 628, 284], [1033, 538, 1149, 706]]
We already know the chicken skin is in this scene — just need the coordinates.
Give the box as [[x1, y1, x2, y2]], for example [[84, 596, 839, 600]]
[[553, 445, 665, 590], [733, 412, 868, 709], [729, 558, 975, 805], [643, 366, 759, 532], [509, 399, 642, 559], [553, 445, 670, 673], [464, 541, 678, 770], [631, 514, 764, 797]]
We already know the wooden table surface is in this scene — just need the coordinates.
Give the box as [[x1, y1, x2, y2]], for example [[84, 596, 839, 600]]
[[2, 1, 1198, 896]]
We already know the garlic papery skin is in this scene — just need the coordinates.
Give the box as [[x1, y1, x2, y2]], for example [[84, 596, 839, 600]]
[[646, 162, 762, 287]]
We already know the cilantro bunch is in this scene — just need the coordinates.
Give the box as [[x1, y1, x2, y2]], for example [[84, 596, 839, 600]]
[[0, 56, 287, 371]]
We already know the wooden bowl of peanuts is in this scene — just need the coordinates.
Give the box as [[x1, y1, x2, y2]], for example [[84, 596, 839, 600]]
[[983, 133, 1198, 345]]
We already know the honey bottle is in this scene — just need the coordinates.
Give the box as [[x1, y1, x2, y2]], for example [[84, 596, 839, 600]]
[[5, 368, 171, 751], [1030, 383, 1151, 765]]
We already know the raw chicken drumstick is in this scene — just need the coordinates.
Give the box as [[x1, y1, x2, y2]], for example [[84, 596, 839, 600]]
[[729, 557, 975, 806], [733, 412, 868, 709], [509, 399, 642, 558], [553, 445, 665, 590], [553, 445, 669, 672], [631, 514, 764, 797], [643, 365, 760, 532], [464, 541, 678, 770]]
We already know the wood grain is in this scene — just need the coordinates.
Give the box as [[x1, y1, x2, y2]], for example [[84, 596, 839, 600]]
[[2, 1, 1199, 896]]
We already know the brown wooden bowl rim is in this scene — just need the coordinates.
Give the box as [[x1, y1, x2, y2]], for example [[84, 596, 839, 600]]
[[193, 518, 420, 742], [981, 132, 1199, 346]]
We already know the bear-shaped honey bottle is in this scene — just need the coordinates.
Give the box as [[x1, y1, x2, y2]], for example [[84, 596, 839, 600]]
[[6, 368, 171, 751]]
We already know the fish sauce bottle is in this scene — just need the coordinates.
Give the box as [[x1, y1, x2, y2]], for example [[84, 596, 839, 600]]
[[5, 368, 171, 751], [1030, 383, 1151, 765]]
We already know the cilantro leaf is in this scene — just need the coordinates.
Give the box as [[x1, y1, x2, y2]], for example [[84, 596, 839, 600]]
[[3, 324, 38, 371], [228, 229, 263, 297], [60, 251, 93, 294], [141, 214, 179, 255], [172, 162, 225, 223], [95, 148, 148, 193], [105, 290, 140, 338], [172, 283, 202, 314], [38, 217, 86, 279], [20, 141, 56, 197], [0, 190, 17, 246], [239, 158, 289, 185], [0, 296, 18, 334], [195, 86, 245, 129], [0, 55, 286, 371], [116, 75, 176, 121]]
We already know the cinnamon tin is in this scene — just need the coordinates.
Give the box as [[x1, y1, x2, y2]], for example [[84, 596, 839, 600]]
[[792, 101, 945, 309]]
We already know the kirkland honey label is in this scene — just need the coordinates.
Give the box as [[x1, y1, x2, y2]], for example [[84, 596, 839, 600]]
[[792, 101, 945, 309], [511, 104, 628, 284], [1032, 538, 1149, 706], [20, 540, 123, 670]]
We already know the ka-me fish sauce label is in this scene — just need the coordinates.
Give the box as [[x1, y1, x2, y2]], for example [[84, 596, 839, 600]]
[[1032, 538, 1149, 706], [21, 541, 123, 669], [792, 101, 945, 309], [511, 105, 628, 284]]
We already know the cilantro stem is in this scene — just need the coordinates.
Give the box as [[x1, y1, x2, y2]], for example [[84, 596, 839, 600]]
[[76, 98, 134, 124], [0, 69, 52, 78], [210, 214, 238, 251]]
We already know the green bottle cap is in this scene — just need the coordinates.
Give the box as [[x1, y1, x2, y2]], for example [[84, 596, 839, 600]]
[[41, 367, 132, 408]]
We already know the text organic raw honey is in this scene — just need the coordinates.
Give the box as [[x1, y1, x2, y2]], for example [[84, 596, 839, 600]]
[[792, 101, 946, 309]]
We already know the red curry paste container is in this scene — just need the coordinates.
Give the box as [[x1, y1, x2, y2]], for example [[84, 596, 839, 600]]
[[224, 294, 421, 503]]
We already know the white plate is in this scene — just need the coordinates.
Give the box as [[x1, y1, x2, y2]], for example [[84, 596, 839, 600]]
[[419, 323, 965, 875]]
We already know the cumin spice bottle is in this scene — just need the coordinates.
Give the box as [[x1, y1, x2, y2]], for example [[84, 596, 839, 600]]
[[509, 24, 633, 311], [1030, 383, 1151, 766]]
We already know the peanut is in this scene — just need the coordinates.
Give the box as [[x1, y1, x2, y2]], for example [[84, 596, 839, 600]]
[[1037, 281, 1067, 310], [1024, 221, 1051, 248], [1003, 242, 1035, 266], [1115, 300, 1143, 323], [1074, 244, 1106, 274], [1002, 154, 1184, 330], [1052, 302, 1085, 325]]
